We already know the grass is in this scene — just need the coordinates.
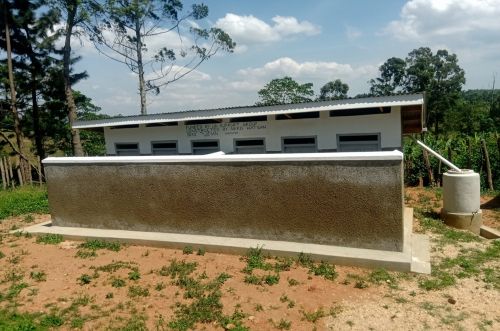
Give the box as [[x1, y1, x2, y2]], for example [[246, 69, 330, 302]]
[[309, 261, 338, 281], [419, 240, 500, 290], [79, 239, 121, 252], [30, 271, 47, 282], [77, 274, 92, 285], [36, 233, 64, 245], [274, 318, 292, 330], [158, 259, 197, 278], [111, 278, 126, 288], [128, 285, 149, 297], [0, 309, 50, 330], [301, 308, 326, 323], [0, 186, 49, 220]]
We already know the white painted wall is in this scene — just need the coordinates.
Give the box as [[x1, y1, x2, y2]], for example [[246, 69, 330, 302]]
[[104, 107, 402, 155]]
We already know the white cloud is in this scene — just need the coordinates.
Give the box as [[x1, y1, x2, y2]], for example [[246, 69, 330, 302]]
[[237, 57, 376, 81], [385, 0, 500, 42], [214, 13, 320, 49]]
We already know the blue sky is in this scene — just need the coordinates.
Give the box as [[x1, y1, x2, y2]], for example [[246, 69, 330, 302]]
[[73, 0, 500, 116]]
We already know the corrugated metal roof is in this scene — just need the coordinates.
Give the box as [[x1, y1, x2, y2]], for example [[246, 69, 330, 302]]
[[73, 93, 424, 129]]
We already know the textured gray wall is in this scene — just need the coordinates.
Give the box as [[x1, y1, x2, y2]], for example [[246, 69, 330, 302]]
[[44, 159, 404, 251]]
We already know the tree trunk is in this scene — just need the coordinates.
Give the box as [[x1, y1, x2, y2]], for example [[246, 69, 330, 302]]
[[422, 149, 434, 186], [135, 11, 147, 115], [4, 6, 29, 183], [481, 139, 494, 190], [63, 1, 84, 156]]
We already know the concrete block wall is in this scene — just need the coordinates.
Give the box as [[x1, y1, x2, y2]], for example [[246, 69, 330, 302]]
[[43, 151, 405, 252]]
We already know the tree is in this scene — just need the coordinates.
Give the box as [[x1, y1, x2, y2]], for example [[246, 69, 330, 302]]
[[95, 0, 235, 115], [318, 79, 349, 101], [369, 57, 406, 96], [49, 0, 102, 156], [257, 76, 314, 106], [369, 47, 465, 133]]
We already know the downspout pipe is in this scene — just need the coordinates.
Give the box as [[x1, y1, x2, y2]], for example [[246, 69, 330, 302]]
[[416, 140, 461, 172]]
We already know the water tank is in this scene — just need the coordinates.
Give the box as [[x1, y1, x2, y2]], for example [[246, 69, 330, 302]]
[[441, 169, 482, 234]]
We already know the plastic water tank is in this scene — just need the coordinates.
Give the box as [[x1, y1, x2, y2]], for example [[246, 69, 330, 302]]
[[441, 169, 482, 234]]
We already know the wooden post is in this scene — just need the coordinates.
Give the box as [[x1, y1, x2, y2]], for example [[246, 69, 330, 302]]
[[481, 139, 494, 191], [7, 157, 14, 187], [422, 149, 434, 186], [17, 168, 23, 186], [0, 158, 6, 190], [3, 158, 10, 188]]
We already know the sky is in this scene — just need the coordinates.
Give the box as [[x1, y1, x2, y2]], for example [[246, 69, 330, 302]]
[[72, 0, 500, 116]]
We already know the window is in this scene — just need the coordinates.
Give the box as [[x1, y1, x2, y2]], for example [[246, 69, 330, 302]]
[[230, 116, 267, 123], [110, 124, 139, 129], [276, 112, 319, 120], [234, 139, 265, 154], [337, 134, 380, 152], [185, 119, 221, 125], [192, 140, 220, 155], [146, 122, 178, 127], [330, 107, 391, 117], [151, 141, 177, 155], [282, 137, 317, 153], [115, 143, 139, 156]]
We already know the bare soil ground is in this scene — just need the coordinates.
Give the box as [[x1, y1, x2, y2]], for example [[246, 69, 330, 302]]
[[0, 188, 499, 330]]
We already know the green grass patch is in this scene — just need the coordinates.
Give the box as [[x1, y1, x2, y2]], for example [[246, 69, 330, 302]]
[[158, 259, 197, 278], [128, 285, 149, 298], [0, 186, 49, 220], [36, 233, 64, 245], [78, 239, 121, 252], [418, 216, 480, 245], [309, 261, 338, 281], [419, 241, 500, 291], [369, 268, 397, 285], [0, 309, 49, 330], [30, 271, 47, 282], [111, 278, 126, 288], [75, 249, 97, 259], [301, 308, 326, 323], [94, 261, 137, 273]]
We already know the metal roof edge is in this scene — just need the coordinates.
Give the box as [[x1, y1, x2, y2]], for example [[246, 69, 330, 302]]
[[74, 93, 424, 129]]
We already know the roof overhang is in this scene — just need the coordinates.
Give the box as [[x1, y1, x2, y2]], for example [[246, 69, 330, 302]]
[[73, 94, 424, 129]]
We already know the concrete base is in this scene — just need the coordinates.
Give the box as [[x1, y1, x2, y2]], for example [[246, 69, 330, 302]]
[[441, 209, 482, 234], [15, 208, 430, 274], [480, 225, 500, 239]]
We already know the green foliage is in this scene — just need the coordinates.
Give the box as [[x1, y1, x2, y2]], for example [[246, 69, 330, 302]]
[[36, 234, 64, 245], [128, 285, 149, 298], [274, 318, 292, 330], [403, 133, 500, 190], [301, 308, 326, 323], [95, 261, 137, 273], [368, 268, 396, 285], [77, 274, 92, 285], [0, 186, 49, 219], [0, 309, 48, 330], [75, 249, 97, 259], [30, 271, 47, 282], [128, 270, 141, 281], [78, 239, 121, 252], [182, 246, 193, 255], [257, 76, 314, 105], [158, 260, 197, 278], [111, 278, 126, 288], [318, 79, 349, 101], [196, 247, 206, 256], [309, 261, 338, 281]]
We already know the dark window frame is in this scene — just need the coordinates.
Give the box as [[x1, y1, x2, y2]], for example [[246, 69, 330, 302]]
[[336, 133, 381, 152], [151, 140, 178, 155], [233, 138, 266, 154], [281, 136, 317, 153], [276, 112, 320, 120], [115, 142, 140, 156]]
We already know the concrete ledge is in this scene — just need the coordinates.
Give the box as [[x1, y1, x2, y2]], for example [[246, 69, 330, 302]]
[[480, 225, 500, 239], [16, 208, 430, 274]]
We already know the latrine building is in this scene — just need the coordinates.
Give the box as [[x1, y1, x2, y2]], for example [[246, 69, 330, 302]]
[[74, 94, 425, 155]]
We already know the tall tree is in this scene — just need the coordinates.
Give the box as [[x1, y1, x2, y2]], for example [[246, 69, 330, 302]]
[[95, 0, 235, 115], [50, 0, 101, 156], [257, 76, 314, 106], [369, 57, 406, 96], [318, 79, 349, 101], [1, 0, 29, 181], [369, 47, 465, 133]]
